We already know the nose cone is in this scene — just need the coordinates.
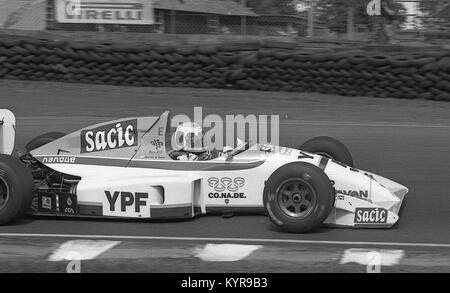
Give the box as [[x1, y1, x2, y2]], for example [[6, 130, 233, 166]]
[[370, 172, 408, 195], [389, 187, 408, 215], [368, 172, 408, 215]]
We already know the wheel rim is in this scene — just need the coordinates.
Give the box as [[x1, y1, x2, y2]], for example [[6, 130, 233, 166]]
[[0, 177, 9, 210], [276, 179, 317, 218]]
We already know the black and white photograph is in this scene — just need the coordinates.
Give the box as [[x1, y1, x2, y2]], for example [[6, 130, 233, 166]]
[[0, 0, 449, 278]]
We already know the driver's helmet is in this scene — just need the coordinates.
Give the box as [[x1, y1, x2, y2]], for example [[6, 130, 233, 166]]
[[174, 122, 205, 153]]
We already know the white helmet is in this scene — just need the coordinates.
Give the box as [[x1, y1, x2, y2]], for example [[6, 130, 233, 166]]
[[174, 122, 205, 152]]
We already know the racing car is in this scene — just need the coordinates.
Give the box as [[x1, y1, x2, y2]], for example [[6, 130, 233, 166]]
[[0, 109, 408, 233]]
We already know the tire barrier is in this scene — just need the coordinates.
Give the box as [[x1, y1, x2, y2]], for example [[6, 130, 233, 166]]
[[1, 34, 450, 101]]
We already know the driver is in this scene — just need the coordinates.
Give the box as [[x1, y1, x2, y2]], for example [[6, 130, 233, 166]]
[[169, 122, 220, 161]]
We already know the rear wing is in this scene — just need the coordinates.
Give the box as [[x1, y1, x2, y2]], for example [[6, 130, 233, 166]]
[[0, 109, 15, 155]]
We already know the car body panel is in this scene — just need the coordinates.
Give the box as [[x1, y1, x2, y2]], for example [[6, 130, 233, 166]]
[[22, 111, 408, 228]]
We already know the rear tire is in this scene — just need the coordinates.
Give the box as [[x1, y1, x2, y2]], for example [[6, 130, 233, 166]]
[[300, 136, 354, 167], [25, 132, 65, 152], [263, 162, 334, 233], [0, 155, 34, 225]]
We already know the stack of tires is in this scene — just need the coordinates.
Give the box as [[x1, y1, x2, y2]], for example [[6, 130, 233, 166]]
[[1, 34, 449, 101], [237, 47, 450, 101], [0, 36, 243, 88]]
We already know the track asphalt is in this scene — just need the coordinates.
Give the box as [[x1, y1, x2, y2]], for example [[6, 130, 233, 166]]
[[0, 80, 449, 272]]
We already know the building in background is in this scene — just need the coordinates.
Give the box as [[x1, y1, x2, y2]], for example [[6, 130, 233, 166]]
[[1, 0, 324, 37], [46, 0, 258, 34], [153, 0, 257, 34]]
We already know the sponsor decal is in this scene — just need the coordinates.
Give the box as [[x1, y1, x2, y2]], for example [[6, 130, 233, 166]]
[[209, 193, 246, 199], [150, 138, 164, 150], [59, 193, 77, 215], [336, 194, 345, 201], [208, 177, 245, 192], [38, 193, 57, 213], [354, 208, 388, 224], [56, 0, 154, 25], [207, 177, 246, 203], [42, 196, 52, 210], [337, 189, 369, 200], [144, 137, 166, 159], [42, 156, 76, 164], [105, 191, 148, 213], [81, 119, 138, 153]]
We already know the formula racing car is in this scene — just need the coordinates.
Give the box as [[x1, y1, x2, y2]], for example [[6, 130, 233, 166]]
[[0, 109, 408, 232]]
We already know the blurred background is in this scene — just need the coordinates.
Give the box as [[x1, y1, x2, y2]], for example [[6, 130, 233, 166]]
[[1, 0, 450, 44]]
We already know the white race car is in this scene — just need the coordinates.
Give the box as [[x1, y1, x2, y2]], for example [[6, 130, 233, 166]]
[[0, 109, 407, 232]]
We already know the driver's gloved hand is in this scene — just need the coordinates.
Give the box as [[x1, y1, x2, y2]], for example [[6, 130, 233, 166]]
[[169, 150, 185, 160], [195, 149, 220, 161]]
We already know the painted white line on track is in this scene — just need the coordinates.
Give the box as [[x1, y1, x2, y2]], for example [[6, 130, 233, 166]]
[[48, 240, 120, 261], [1, 233, 450, 248], [340, 248, 404, 266], [194, 244, 262, 262]]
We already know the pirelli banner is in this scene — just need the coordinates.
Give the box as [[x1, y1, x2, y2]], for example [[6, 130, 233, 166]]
[[55, 0, 154, 24]]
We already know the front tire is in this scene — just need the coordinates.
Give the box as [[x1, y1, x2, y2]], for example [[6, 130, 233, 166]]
[[300, 136, 354, 167], [263, 162, 334, 233], [0, 155, 34, 225]]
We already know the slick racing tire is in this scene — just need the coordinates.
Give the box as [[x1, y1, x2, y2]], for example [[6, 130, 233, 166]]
[[263, 162, 334, 233], [25, 132, 65, 152], [0, 155, 34, 225], [300, 136, 354, 167]]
